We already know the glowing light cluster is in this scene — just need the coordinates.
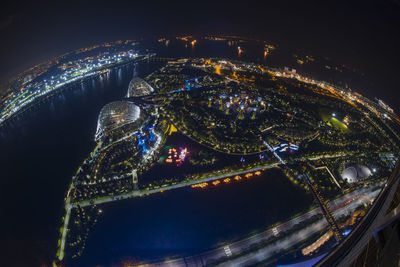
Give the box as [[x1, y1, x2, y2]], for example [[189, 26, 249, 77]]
[[95, 101, 141, 141]]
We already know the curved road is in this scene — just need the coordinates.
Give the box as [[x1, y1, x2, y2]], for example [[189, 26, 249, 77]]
[[136, 184, 381, 267]]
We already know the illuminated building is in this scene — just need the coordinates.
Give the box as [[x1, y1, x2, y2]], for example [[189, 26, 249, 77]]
[[341, 165, 372, 183], [95, 101, 141, 141], [126, 77, 154, 97]]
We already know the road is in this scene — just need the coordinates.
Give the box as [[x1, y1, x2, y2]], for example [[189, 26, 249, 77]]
[[217, 190, 379, 267], [74, 152, 355, 208], [58, 197, 71, 261], [316, 161, 400, 267], [263, 141, 285, 164], [58, 164, 280, 261], [73, 163, 280, 208], [59, 152, 363, 262], [136, 184, 381, 267]]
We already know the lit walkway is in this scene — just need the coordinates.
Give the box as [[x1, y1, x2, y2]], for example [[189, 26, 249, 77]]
[[263, 141, 285, 165], [73, 163, 279, 208]]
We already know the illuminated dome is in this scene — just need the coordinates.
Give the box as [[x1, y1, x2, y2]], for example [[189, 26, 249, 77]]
[[126, 77, 154, 97], [95, 101, 141, 141], [341, 164, 371, 183], [342, 167, 358, 183], [357, 165, 372, 179]]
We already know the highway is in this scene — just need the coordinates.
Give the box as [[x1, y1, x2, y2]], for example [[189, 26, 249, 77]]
[[59, 152, 368, 263], [135, 184, 380, 267], [316, 160, 400, 267], [217, 190, 379, 267], [58, 164, 280, 261]]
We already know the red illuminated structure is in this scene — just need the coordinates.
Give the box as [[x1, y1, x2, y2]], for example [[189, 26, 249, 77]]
[[165, 147, 189, 166]]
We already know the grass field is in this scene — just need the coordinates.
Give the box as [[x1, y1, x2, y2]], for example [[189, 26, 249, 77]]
[[329, 117, 348, 132], [319, 109, 348, 133]]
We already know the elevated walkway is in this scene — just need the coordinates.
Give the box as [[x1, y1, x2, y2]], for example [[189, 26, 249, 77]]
[[316, 157, 400, 266]]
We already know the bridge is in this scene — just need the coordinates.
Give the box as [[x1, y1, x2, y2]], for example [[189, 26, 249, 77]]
[[263, 140, 285, 164], [57, 163, 279, 261], [316, 158, 400, 266], [303, 173, 342, 242], [57, 151, 365, 262], [72, 163, 279, 208], [132, 184, 380, 267], [73, 151, 357, 208]]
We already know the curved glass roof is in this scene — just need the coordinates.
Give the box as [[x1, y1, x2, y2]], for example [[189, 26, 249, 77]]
[[95, 101, 141, 140], [126, 77, 154, 97]]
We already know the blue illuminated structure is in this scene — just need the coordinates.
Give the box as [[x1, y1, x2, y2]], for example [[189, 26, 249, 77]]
[[259, 152, 268, 160], [185, 79, 191, 90], [343, 229, 352, 236], [149, 132, 155, 142], [138, 137, 145, 146], [184, 78, 200, 91], [273, 143, 299, 153]]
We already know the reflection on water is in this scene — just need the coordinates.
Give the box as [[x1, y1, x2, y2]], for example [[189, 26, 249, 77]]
[[75, 169, 312, 267], [0, 38, 374, 266], [0, 62, 146, 265]]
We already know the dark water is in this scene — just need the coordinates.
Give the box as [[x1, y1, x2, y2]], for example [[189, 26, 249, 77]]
[[140, 132, 263, 186], [75, 169, 312, 267], [0, 63, 151, 266], [0, 39, 368, 266]]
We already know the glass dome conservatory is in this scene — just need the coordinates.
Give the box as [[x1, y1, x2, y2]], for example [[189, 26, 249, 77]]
[[95, 101, 141, 141], [126, 77, 154, 97]]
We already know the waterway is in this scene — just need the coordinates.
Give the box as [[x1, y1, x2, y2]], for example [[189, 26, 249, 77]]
[[73, 169, 313, 267], [0, 62, 156, 266], [0, 38, 367, 266]]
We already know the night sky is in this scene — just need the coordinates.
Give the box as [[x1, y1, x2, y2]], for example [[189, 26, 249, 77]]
[[1, 0, 399, 91], [1, 0, 399, 107], [0, 1, 399, 266]]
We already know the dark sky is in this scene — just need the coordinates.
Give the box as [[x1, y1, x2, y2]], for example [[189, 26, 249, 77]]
[[0, 0, 399, 100], [0, 1, 399, 266]]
